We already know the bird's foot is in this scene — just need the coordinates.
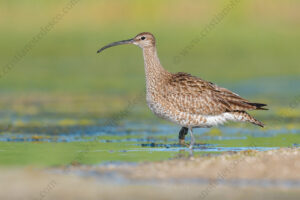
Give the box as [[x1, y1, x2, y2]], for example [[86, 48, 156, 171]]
[[179, 138, 185, 145], [179, 139, 189, 147]]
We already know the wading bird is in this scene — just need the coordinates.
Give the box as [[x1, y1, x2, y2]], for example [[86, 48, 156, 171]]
[[97, 32, 267, 149]]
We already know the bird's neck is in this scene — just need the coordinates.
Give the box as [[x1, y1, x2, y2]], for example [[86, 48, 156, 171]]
[[142, 46, 169, 92]]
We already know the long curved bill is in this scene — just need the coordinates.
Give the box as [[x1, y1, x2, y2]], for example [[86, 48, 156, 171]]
[[97, 38, 134, 53]]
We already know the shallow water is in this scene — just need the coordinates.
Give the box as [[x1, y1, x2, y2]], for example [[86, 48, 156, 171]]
[[0, 118, 299, 166]]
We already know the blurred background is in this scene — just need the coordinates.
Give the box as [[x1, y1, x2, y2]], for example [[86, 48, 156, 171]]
[[1, 0, 299, 93], [0, 0, 299, 166]]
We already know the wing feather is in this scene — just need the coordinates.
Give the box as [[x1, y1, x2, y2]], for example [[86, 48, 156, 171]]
[[164, 72, 265, 115]]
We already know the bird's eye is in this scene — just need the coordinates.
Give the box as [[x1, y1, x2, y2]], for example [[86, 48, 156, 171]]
[[141, 36, 146, 40]]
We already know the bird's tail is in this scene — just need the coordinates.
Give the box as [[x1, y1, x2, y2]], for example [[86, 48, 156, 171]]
[[232, 111, 265, 127], [247, 102, 268, 110]]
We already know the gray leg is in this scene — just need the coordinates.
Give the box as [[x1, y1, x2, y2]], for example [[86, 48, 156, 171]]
[[189, 128, 195, 149]]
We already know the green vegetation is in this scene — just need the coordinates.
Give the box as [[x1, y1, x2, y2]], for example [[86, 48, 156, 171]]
[[0, 141, 172, 166]]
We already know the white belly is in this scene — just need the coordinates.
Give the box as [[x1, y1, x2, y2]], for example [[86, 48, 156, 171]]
[[147, 97, 238, 128], [201, 113, 237, 127]]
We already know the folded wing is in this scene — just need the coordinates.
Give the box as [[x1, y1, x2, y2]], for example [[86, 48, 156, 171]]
[[164, 72, 267, 116]]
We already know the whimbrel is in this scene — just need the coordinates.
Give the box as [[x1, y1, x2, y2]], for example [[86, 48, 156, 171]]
[[97, 32, 267, 148]]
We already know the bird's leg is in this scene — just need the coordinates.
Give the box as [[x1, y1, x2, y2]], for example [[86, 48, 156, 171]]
[[189, 128, 195, 149], [178, 127, 188, 146]]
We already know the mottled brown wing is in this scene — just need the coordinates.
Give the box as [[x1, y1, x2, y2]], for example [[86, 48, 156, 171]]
[[164, 72, 258, 115]]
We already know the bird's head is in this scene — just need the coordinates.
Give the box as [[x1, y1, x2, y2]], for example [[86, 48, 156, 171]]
[[97, 32, 155, 53]]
